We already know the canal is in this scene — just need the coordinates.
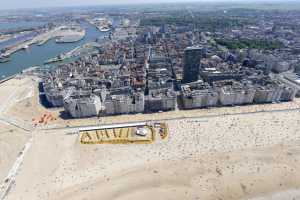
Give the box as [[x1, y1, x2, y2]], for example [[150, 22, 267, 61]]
[[0, 21, 107, 79]]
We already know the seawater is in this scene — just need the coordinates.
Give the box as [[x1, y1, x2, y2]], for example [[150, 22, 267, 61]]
[[0, 21, 107, 79]]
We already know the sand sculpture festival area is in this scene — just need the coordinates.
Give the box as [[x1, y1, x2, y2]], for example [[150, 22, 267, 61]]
[[0, 76, 300, 200]]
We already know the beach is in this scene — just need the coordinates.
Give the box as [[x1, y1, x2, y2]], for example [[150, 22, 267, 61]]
[[1, 76, 300, 200]]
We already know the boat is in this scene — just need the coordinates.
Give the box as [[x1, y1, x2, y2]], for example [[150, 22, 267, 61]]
[[99, 26, 111, 32], [44, 55, 64, 64], [21, 45, 29, 50], [95, 18, 112, 32], [0, 56, 10, 63]]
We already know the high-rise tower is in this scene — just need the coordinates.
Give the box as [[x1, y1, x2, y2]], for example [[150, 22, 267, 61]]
[[182, 46, 206, 83]]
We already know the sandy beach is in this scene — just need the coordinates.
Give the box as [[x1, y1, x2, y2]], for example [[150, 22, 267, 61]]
[[1, 76, 300, 200], [0, 122, 28, 182], [4, 109, 300, 200]]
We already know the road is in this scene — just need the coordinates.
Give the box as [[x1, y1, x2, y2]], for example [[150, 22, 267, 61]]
[[0, 78, 33, 200], [41, 106, 300, 133], [0, 138, 33, 200]]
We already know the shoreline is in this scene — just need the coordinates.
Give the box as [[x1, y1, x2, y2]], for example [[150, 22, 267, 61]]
[[0, 74, 16, 84]]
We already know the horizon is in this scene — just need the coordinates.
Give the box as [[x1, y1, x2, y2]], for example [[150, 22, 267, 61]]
[[1, 0, 299, 11]]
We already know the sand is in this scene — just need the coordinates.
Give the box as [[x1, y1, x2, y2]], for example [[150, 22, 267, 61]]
[[5, 75, 300, 131], [4, 109, 300, 200], [0, 77, 32, 183], [53, 146, 300, 200], [0, 122, 29, 182], [248, 189, 300, 200], [1, 76, 300, 200]]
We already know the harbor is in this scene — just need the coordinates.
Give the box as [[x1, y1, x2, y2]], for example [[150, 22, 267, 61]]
[[88, 17, 113, 32], [0, 21, 108, 79]]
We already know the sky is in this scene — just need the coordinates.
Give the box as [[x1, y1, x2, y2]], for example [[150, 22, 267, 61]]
[[1, 0, 197, 10], [0, 0, 270, 10], [0, 0, 291, 10]]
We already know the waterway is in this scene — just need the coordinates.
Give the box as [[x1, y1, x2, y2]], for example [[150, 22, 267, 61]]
[[0, 21, 45, 30], [0, 21, 108, 79]]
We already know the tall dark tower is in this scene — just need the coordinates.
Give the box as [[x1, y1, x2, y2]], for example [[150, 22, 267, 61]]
[[182, 46, 205, 83]]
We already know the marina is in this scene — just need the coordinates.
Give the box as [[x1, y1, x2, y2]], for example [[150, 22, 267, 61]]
[[0, 21, 108, 79]]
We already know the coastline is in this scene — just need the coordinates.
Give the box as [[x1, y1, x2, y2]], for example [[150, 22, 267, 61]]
[[0, 74, 16, 84]]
